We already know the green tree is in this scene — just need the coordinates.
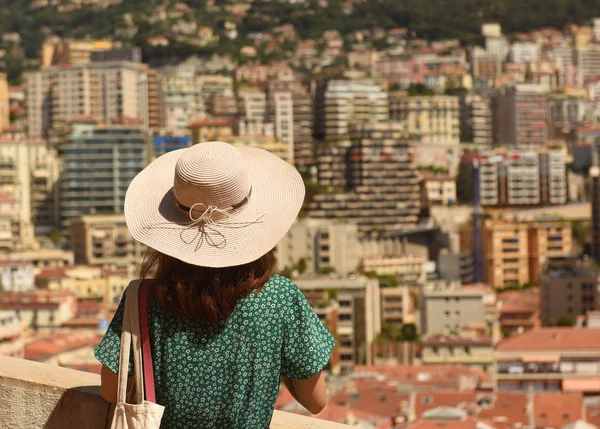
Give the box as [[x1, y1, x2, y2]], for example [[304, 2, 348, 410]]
[[557, 315, 575, 327], [296, 258, 307, 274], [401, 323, 418, 341], [319, 265, 335, 275], [49, 229, 64, 246], [407, 83, 435, 96]]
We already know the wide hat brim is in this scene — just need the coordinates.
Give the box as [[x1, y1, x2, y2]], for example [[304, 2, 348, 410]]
[[124, 145, 305, 268]]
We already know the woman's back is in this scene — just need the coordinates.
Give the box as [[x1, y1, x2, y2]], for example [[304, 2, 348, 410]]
[[95, 274, 335, 429]]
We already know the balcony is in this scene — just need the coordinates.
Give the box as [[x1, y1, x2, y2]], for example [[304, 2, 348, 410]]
[[0, 356, 350, 429]]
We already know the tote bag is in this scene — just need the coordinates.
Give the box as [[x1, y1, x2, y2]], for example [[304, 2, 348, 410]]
[[110, 280, 165, 429]]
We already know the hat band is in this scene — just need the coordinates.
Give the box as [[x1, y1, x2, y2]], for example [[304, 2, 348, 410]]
[[174, 186, 253, 214]]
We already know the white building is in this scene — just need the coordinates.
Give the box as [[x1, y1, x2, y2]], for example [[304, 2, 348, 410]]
[[509, 42, 541, 64], [26, 61, 149, 138], [324, 80, 388, 137]]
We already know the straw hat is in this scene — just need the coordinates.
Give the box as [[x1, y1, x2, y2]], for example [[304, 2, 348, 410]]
[[124, 141, 305, 268]]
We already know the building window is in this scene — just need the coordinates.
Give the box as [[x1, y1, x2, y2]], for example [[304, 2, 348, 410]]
[[464, 346, 471, 354]]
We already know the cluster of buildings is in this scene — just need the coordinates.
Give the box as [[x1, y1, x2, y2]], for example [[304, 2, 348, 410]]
[[4, 9, 600, 429]]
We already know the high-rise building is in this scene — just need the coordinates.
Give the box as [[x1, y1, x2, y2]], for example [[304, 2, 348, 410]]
[[591, 166, 600, 264], [151, 128, 192, 157], [309, 122, 421, 235], [90, 47, 142, 63], [160, 66, 233, 130], [268, 80, 314, 169], [0, 73, 9, 134], [58, 121, 149, 228], [26, 61, 149, 138], [459, 93, 493, 145], [323, 80, 388, 138], [576, 45, 600, 81], [476, 150, 567, 207], [276, 219, 361, 276], [147, 68, 164, 130], [509, 42, 541, 64], [296, 276, 381, 371], [389, 95, 460, 146], [540, 258, 598, 326], [492, 84, 548, 148], [70, 214, 146, 269], [0, 136, 59, 238], [476, 219, 572, 288]]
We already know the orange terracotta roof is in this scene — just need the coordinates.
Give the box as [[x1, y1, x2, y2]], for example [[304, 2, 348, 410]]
[[478, 392, 529, 425], [414, 391, 478, 417], [405, 417, 499, 429], [533, 392, 583, 428], [496, 328, 600, 351], [25, 332, 100, 361], [187, 117, 233, 128]]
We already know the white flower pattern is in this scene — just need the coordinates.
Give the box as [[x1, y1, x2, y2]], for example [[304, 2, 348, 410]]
[[94, 275, 336, 429]]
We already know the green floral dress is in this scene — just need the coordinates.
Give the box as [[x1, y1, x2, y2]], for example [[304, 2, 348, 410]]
[[94, 274, 336, 429]]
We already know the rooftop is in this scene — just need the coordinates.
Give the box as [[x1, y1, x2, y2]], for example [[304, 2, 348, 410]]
[[496, 328, 600, 351]]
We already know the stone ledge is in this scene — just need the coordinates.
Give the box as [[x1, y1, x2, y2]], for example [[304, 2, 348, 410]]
[[0, 355, 350, 428]]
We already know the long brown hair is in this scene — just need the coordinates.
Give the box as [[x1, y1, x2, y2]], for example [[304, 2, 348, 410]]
[[138, 248, 276, 325]]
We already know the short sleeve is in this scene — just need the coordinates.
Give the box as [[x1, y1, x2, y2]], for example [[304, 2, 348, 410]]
[[94, 291, 134, 376], [280, 281, 336, 380]]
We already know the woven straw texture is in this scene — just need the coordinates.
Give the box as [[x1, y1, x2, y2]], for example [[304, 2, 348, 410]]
[[124, 142, 305, 268]]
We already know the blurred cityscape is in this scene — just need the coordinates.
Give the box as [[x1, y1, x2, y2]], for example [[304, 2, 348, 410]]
[[5, 1, 600, 428]]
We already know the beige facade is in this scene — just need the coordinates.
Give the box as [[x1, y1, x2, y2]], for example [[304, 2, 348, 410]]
[[3, 248, 73, 269], [324, 80, 389, 138], [389, 95, 460, 146], [26, 62, 149, 138], [35, 265, 129, 304], [0, 136, 60, 236], [0, 310, 24, 358], [0, 73, 9, 133], [481, 219, 572, 288], [541, 258, 598, 326], [362, 257, 427, 286], [276, 219, 361, 276], [296, 277, 381, 372], [41, 38, 115, 67], [420, 175, 457, 206], [420, 282, 494, 336], [70, 214, 145, 269], [0, 290, 77, 332], [380, 286, 413, 330], [421, 335, 494, 371]]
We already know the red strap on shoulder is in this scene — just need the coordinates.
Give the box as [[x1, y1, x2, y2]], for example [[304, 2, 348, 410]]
[[139, 279, 156, 403]]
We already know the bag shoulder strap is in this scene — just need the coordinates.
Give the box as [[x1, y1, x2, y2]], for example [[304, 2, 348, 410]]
[[140, 279, 157, 403], [116, 280, 145, 404]]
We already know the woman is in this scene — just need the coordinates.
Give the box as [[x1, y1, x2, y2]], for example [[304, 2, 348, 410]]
[[95, 142, 336, 428]]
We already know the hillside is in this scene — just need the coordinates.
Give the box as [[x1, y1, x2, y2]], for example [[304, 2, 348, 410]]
[[2, 0, 600, 81]]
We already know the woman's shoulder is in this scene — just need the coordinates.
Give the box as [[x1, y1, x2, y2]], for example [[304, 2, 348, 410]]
[[261, 274, 302, 298]]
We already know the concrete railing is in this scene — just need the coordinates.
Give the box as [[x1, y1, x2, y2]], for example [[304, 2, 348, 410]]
[[0, 356, 350, 428]]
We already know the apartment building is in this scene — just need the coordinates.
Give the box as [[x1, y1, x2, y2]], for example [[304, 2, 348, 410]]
[[235, 64, 294, 84], [420, 173, 457, 206], [0, 290, 77, 331], [35, 265, 129, 304], [0, 260, 35, 292], [268, 80, 314, 169], [421, 335, 494, 371], [576, 45, 600, 81], [40, 38, 116, 67], [0, 73, 9, 133], [26, 61, 149, 138], [495, 328, 600, 394], [70, 214, 146, 269], [309, 122, 421, 235], [0, 136, 60, 236], [276, 219, 360, 276], [492, 84, 548, 147], [323, 79, 388, 138], [477, 219, 572, 288], [151, 128, 192, 157], [591, 167, 600, 264], [58, 121, 149, 228], [477, 149, 567, 207], [541, 258, 598, 326], [362, 256, 427, 287], [0, 310, 24, 358], [380, 286, 413, 332], [459, 93, 493, 145], [237, 87, 270, 137], [389, 95, 460, 146], [2, 248, 73, 270], [498, 288, 541, 337], [147, 68, 164, 129], [509, 42, 541, 64], [296, 277, 381, 372], [420, 282, 495, 336]]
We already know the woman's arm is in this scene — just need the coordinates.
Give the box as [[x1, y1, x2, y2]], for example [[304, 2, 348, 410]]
[[281, 370, 328, 414], [100, 365, 134, 403]]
